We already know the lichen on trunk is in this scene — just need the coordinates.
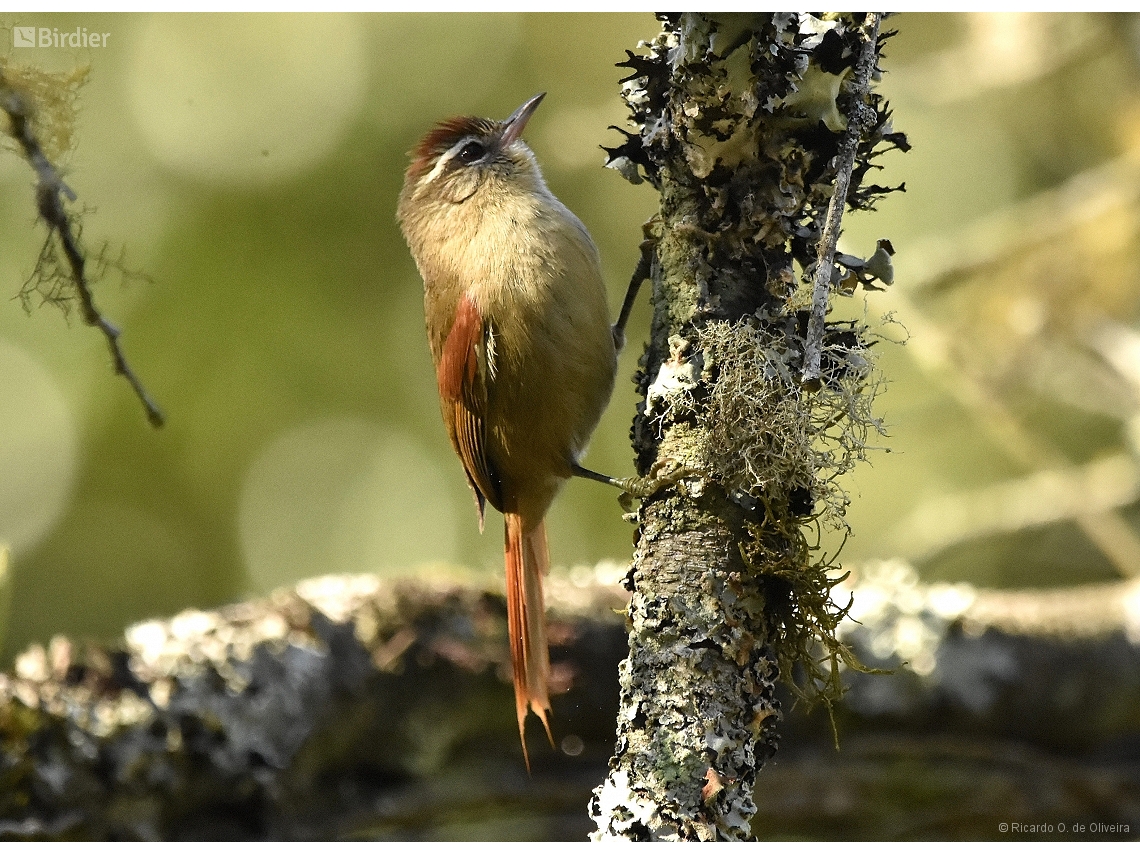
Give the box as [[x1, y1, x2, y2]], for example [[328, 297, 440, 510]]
[[590, 12, 905, 841]]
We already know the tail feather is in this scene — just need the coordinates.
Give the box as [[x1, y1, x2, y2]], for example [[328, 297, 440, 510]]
[[504, 512, 553, 768]]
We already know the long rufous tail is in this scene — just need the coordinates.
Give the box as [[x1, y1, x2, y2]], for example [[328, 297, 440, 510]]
[[504, 512, 554, 768]]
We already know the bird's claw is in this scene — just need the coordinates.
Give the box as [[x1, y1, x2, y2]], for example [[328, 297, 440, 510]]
[[616, 464, 699, 510]]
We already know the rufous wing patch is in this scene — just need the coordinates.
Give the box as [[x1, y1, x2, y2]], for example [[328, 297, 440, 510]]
[[438, 293, 502, 517]]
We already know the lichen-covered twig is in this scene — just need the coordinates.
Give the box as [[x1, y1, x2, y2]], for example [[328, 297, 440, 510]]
[[802, 12, 883, 389], [1, 65, 164, 428]]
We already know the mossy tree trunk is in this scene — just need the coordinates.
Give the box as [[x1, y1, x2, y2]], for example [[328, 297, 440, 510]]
[[589, 13, 903, 841]]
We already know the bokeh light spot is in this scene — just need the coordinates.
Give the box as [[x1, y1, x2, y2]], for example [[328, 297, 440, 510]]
[[126, 14, 367, 185], [239, 417, 459, 592], [0, 339, 78, 555]]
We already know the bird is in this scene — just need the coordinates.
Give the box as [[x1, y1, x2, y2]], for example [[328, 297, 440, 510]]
[[397, 93, 620, 766]]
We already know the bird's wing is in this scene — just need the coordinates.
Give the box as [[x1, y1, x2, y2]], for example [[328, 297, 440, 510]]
[[437, 292, 502, 526]]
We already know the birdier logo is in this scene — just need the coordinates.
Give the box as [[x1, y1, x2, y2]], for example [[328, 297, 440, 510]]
[[12, 25, 110, 48]]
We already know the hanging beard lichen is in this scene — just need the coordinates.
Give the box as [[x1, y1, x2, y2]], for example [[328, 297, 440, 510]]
[[649, 311, 893, 722], [696, 316, 885, 529], [707, 314, 891, 720], [0, 60, 88, 163]]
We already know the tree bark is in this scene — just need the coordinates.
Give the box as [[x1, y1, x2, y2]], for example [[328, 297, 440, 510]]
[[589, 13, 902, 840]]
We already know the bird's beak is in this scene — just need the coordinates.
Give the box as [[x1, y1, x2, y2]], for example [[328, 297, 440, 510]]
[[500, 92, 545, 148]]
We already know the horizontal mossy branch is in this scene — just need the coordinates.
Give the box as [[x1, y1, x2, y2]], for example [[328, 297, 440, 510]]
[[0, 568, 1136, 841]]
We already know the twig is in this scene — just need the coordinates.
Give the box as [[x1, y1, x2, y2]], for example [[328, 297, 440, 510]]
[[801, 12, 883, 389], [1, 74, 164, 428]]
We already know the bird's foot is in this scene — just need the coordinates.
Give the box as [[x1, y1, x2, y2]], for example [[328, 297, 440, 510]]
[[614, 462, 698, 511], [572, 460, 698, 513]]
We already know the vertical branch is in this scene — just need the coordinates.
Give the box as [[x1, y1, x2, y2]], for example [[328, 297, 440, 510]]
[[591, 13, 902, 840]]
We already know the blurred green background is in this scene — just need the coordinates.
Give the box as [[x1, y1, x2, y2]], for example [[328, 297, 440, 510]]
[[2, 12, 1140, 664]]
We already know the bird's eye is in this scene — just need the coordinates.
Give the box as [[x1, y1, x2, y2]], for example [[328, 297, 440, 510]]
[[456, 141, 486, 165]]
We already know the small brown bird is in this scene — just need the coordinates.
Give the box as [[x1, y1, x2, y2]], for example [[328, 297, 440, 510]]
[[397, 93, 618, 764]]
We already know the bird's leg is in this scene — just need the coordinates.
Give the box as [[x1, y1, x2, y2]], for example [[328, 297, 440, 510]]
[[611, 238, 654, 353], [597, 227, 690, 505], [572, 460, 697, 507]]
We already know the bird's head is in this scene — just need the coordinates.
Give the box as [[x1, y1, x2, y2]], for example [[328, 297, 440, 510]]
[[400, 92, 548, 208]]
